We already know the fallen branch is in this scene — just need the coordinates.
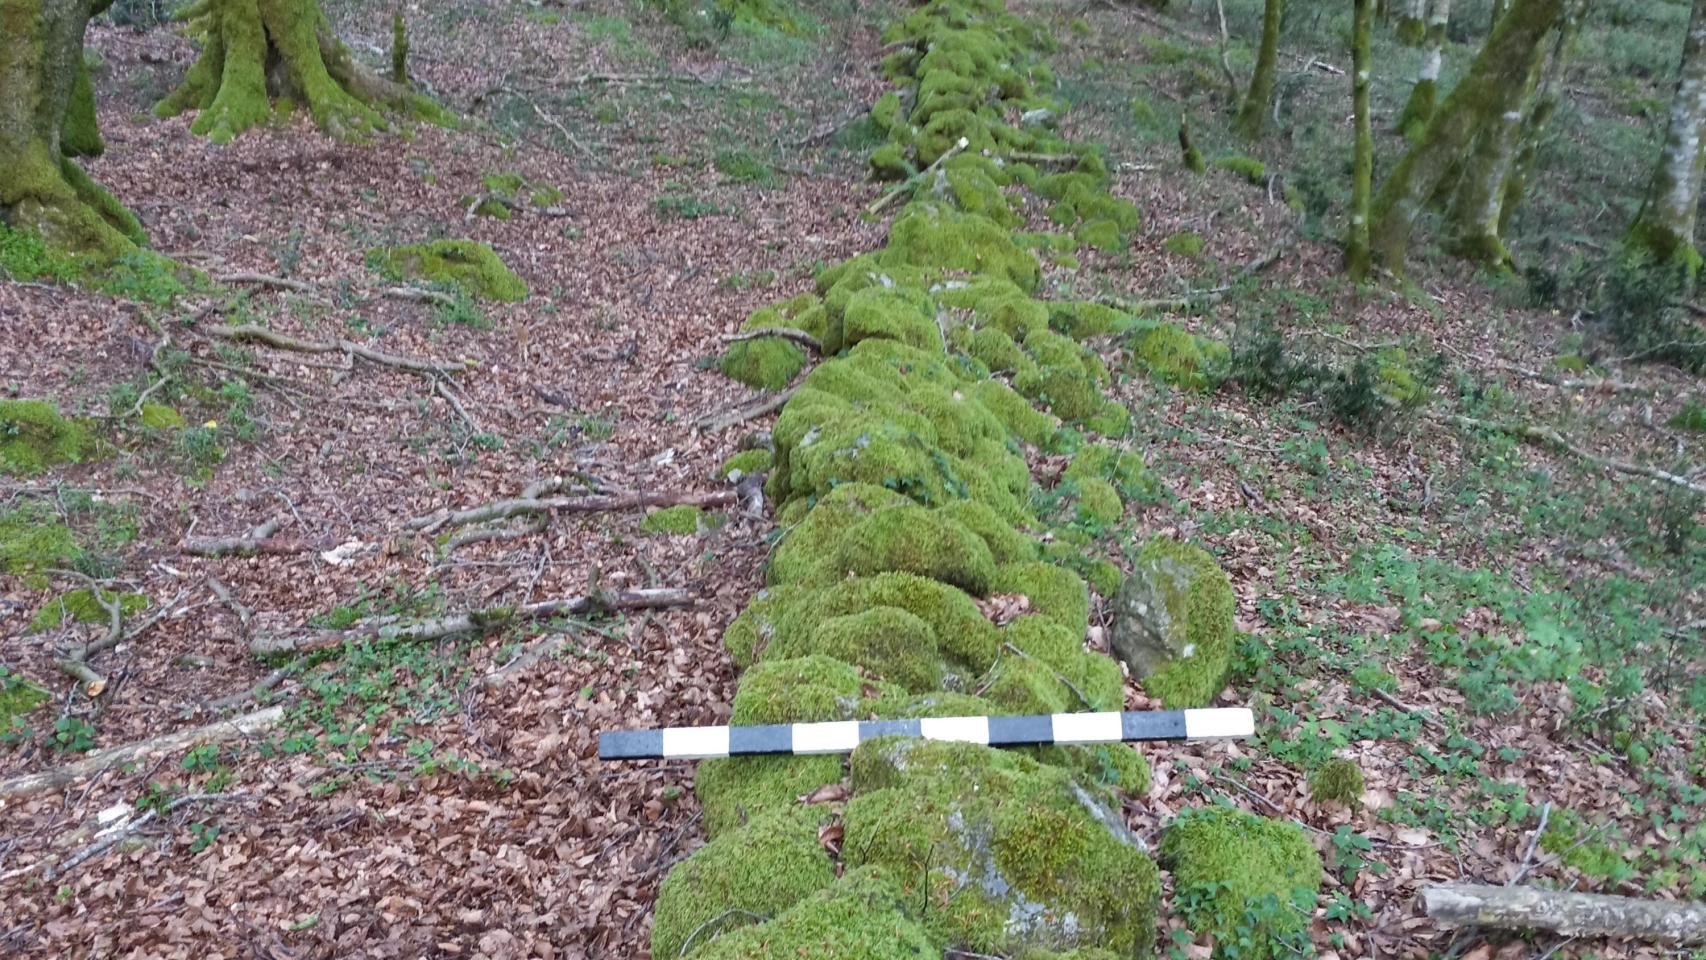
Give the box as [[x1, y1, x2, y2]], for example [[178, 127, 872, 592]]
[[696, 384, 801, 433], [249, 587, 695, 655], [0, 706, 284, 801], [47, 793, 245, 880], [408, 488, 735, 534], [199, 323, 464, 376], [867, 136, 969, 216], [181, 517, 303, 557], [1432, 412, 1706, 496], [217, 272, 324, 298], [720, 327, 823, 352], [1099, 244, 1283, 314], [1420, 883, 1706, 943]]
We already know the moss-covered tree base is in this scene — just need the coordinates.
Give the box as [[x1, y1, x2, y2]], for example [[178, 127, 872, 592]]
[[155, 0, 444, 143]]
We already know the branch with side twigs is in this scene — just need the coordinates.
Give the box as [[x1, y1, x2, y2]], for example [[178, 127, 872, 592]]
[[696, 384, 801, 433], [720, 327, 823, 353], [866, 137, 969, 216], [0, 706, 284, 800], [1431, 412, 1706, 496]]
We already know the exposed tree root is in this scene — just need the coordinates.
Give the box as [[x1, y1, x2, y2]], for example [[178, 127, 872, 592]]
[[1421, 883, 1706, 943], [249, 587, 695, 655], [0, 706, 285, 801], [199, 323, 464, 376], [1432, 412, 1706, 496]]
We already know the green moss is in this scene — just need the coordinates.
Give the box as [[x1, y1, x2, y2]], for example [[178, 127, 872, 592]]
[[30, 589, 149, 631], [842, 286, 945, 353], [997, 617, 1123, 710], [1075, 219, 1122, 252], [1013, 364, 1101, 422], [734, 654, 869, 723], [0, 504, 81, 587], [1127, 323, 1226, 391], [1083, 401, 1130, 438], [1309, 758, 1365, 807], [1162, 231, 1205, 257], [717, 448, 774, 480], [767, 484, 911, 586], [1071, 477, 1122, 525], [0, 665, 51, 738], [640, 505, 705, 535], [1083, 558, 1122, 598], [1066, 443, 1159, 503], [697, 754, 845, 839], [937, 499, 1038, 564], [0, 224, 83, 283], [1126, 538, 1235, 709], [991, 561, 1088, 636], [721, 295, 825, 390], [1049, 301, 1127, 339], [1669, 400, 1706, 431], [1213, 154, 1267, 185], [1160, 805, 1323, 958], [689, 865, 936, 960], [376, 240, 526, 302], [138, 403, 185, 429], [796, 606, 944, 692], [835, 505, 997, 595], [955, 325, 1034, 375], [776, 572, 1000, 672], [970, 380, 1059, 448], [870, 143, 913, 181], [885, 204, 1040, 291], [651, 805, 837, 958], [0, 400, 93, 476], [844, 738, 1159, 956]]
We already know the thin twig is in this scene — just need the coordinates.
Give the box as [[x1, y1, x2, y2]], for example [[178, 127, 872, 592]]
[[1510, 801, 1552, 885], [721, 328, 823, 352], [696, 385, 801, 433]]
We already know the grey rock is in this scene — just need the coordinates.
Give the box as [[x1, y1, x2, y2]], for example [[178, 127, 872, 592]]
[[1110, 549, 1197, 681]]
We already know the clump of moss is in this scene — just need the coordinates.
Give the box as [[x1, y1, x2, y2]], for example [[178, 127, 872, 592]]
[[1162, 231, 1205, 257], [0, 224, 82, 283], [997, 616, 1123, 710], [375, 240, 527, 302], [1670, 399, 1706, 431], [650, 805, 836, 958], [835, 505, 997, 596], [1071, 476, 1122, 525], [1113, 538, 1235, 708], [30, 589, 149, 631], [1309, 758, 1365, 807], [697, 754, 845, 839], [0, 505, 81, 588], [766, 484, 912, 586], [0, 665, 50, 738], [640, 505, 706, 535], [844, 738, 1160, 956], [774, 572, 1000, 673], [992, 561, 1089, 636], [1213, 154, 1267, 185], [720, 294, 826, 391], [0, 400, 93, 476], [1127, 322, 1227, 391], [884, 203, 1040, 291], [1160, 805, 1323, 958], [796, 606, 944, 692], [717, 448, 773, 480], [689, 865, 936, 960], [970, 380, 1059, 448]]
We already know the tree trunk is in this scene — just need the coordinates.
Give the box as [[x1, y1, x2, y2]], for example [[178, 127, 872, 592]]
[[1421, 883, 1706, 943], [1498, 0, 1583, 236], [1490, 0, 1509, 32], [0, 0, 146, 257], [1396, 0, 1426, 44], [1396, 0, 1451, 137], [1236, 0, 1283, 139], [1346, 0, 1373, 280], [1369, 0, 1562, 273], [1446, 38, 1547, 268], [1624, 0, 1706, 270], [154, 0, 437, 143]]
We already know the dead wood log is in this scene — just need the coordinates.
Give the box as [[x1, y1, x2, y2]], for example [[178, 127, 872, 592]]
[[1421, 883, 1706, 943], [180, 517, 312, 556], [407, 488, 736, 534], [249, 587, 695, 655], [0, 706, 284, 802], [200, 323, 464, 376], [721, 327, 824, 353]]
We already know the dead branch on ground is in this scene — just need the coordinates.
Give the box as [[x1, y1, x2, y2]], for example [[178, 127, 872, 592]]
[[249, 587, 695, 655], [198, 323, 465, 376], [720, 327, 824, 352], [867, 137, 969, 216], [1431, 412, 1706, 497], [219, 272, 457, 308], [1098, 244, 1284, 315], [697, 385, 801, 433], [1420, 883, 1706, 943], [408, 485, 734, 535], [181, 517, 315, 556], [0, 706, 284, 801]]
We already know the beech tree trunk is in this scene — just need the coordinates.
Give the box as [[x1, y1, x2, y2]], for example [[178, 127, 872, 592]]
[[1396, 0, 1451, 137], [1369, 0, 1562, 272], [1396, 0, 1426, 44], [0, 0, 145, 256], [1422, 883, 1706, 943], [1347, 0, 1373, 280], [155, 0, 436, 143], [1497, 0, 1583, 236], [1624, 0, 1706, 269], [1445, 41, 1546, 268], [1236, 0, 1283, 139]]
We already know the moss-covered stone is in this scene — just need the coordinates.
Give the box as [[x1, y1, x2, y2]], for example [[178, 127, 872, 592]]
[[717, 448, 773, 481], [885, 204, 1040, 291], [835, 505, 997, 595], [998, 616, 1123, 710], [377, 240, 526, 301], [1127, 322, 1227, 391], [1071, 477, 1122, 525], [775, 572, 1000, 673], [724, 584, 817, 667], [1159, 805, 1323, 958], [844, 738, 1159, 956], [697, 754, 845, 839], [1110, 538, 1235, 708], [767, 484, 912, 586], [970, 380, 1059, 448], [0, 400, 92, 475], [1213, 154, 1267, 185], [1309, 758, 1365, 807], [651, 805, 837, 958], [991, 561, 1089, 636], [791, 606, 944, 692], [720, 294, 826, 391], [1014, 365, 1102, 422], [640, 505, 712, 535], [689, 865, 937, 960], [937, 499, 1038, 564]]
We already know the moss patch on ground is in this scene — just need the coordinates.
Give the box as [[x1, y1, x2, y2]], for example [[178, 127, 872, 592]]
[[1160, 805, 1324, 958], [374, 239, 527, 301], [0, 400, 94, 476], [640, 505, 707, 535]]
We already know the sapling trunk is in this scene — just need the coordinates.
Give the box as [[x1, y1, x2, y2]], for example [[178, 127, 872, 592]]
[[1346, 0, 1373, 280], [1396, 0, 1426, 44], [1624, 0, 1706, 270], [1236, 0, 1283, 139]]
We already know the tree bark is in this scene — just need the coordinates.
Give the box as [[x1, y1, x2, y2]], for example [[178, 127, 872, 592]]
[[1446, 30, 1550, 268], [1236, 0, 1283, 139], [1497, 0, 1583, 236], [155, 0, 439, 143], [1346, 0, 1374, 280], [1421, 883, 1706, 943], [1396, 0, 1452, 137], [1396, 0, 1426, 44], [1624, 0, 1706, 269], [1369, 0, 1562, 273], [0, 0, 146, 256]]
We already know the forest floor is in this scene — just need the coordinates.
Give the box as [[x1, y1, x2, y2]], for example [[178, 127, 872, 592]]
[[1, 0, 1702, 958]]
